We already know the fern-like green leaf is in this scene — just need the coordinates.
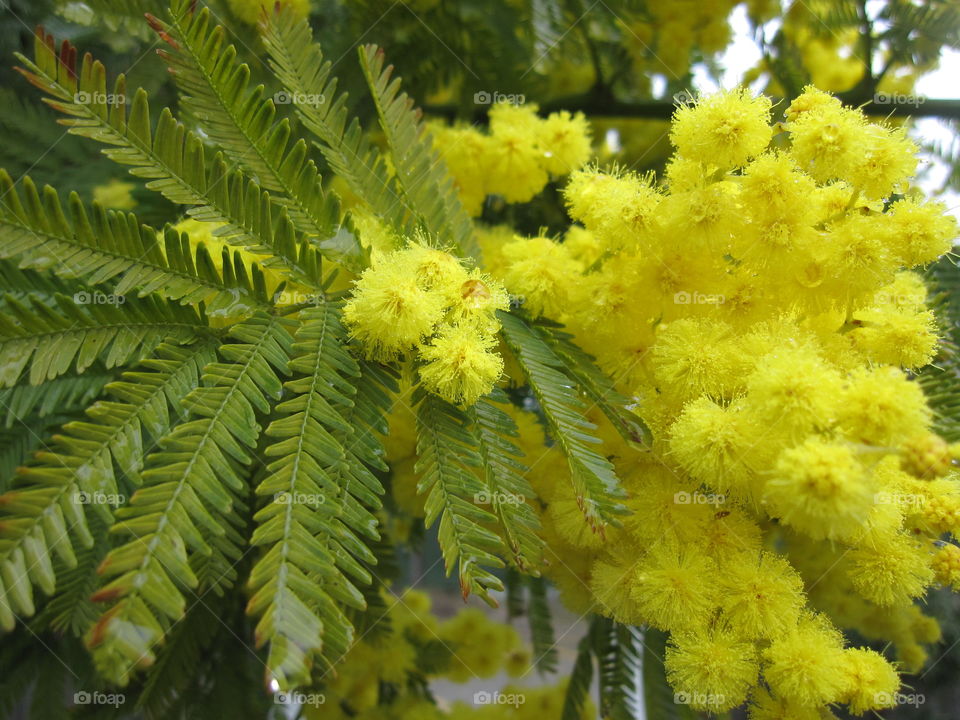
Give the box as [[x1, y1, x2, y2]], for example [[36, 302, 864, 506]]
[[468, 391, 543, 572], [562, 629, 595, 720], [415, 390, 505, 604], [14, 31, 331, 288], [526, 574, 558, 673], [498, 310, 627, 530], [261, 7, 406, 239], [596, 619, 643, 720], [156, 1, 342, 245], [0, 171, 271, 314], [0, 373, 110, 429], [538, 321, 650, 448], [88, 314, 292, 684], [358, 44, 476, 256], [248, 302, 382, 688], [0, 291, 205, 388], [0, 340, 216, 632]]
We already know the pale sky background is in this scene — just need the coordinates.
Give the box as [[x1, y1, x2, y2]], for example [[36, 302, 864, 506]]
[[685, 4, 960, 218]]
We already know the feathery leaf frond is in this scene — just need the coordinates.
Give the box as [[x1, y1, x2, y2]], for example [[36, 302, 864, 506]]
[[468, 391, 543, 572], [88, 314, 292, 684], [0, 171, 272, 313], [15, 32, 334, 288], [248, 302, 382, 688], [0, 340, 216, 633], [156, 1, 342, 246], [498, 310, 627, 531], [0, 290, 206, 388], [261, 8, 406, 240], [415, 390, 505, 604], [358, 44, 476, 255]]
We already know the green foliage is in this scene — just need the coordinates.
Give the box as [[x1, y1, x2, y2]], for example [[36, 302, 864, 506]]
[[0, 340, 215, 632], [499, 310, 627, 530], [561, 626, 595, 720], [88, 316, 290, 683], [414, 390, 505, 603], [526, 574, 558, 673], [262, 7, 406, 243], [249, 302, 384, 688], [358, 44, 476, 256], [0, 171, 272, 315], [0, 289, 205, 388], [468, 391, 543, 572], [922, 255, 960, 441], [157, 0, 341, 246]]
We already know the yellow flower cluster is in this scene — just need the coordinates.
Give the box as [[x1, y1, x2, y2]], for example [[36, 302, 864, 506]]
[[343, 242, 509, 406], [620, 0, 744, 79], [302, 590, 554, 720], [431, 103, 592, 215], [478, 87, 959, 716]]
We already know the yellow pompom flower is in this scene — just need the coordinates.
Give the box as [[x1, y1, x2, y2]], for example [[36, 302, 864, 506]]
[[838, 648, 900, 716], [668, 397, 757, 495], [665, 627, 759, 712], [719, 552, 805, 639], [885, 197, 959, 267], [501, 235, 582, 318], [487, 103, 549, 203], [651, 318, 742, 403], [838, 367, 931, 446], [590, 557, 645, 624], [343, 256, 445, 360], [744, 347, 841, 437], [629, 544, 718, 632], [447, 269, 510, 333], [563, 168, 662, 249], [538, 110, 592, 175], [763, 437, 872, 541], [763, 616, 848, 706], [430, 123, 495, 216], [787, 86, 866, 185], [932, 543, 960, 589], [843, 123, 917, 200], [747, 688, 831, 720], [670, 88, 773, 169], [417, 325, 503, 406], [846, 531, 933, 606]]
